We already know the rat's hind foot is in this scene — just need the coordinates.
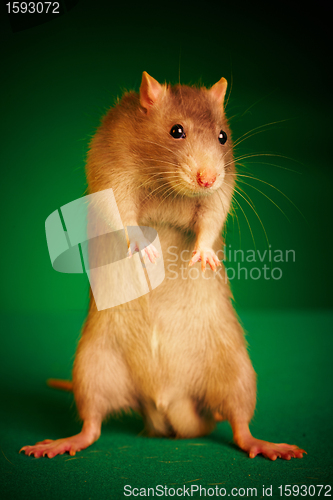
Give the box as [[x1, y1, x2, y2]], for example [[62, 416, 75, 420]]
[[20, 436, 84, 458], [20, 420, 101, 458], [237, 437, 306, 461], [232, 422, 306, 461]]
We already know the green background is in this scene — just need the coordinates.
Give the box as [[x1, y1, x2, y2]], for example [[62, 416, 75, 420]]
[[0, 0, 332, 498]]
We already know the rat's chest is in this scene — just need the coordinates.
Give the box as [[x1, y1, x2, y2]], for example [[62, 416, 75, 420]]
[[138, 195, 200, 233]]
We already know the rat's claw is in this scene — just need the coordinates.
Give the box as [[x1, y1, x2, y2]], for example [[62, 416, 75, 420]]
[[206, 254, 217, 272], [188, 250, 201, 267]]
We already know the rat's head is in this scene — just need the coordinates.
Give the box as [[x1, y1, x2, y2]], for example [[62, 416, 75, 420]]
[[137, 71, 234, 199]]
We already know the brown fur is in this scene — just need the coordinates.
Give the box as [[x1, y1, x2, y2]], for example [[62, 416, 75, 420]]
[[20, 74, 306, 460], [73, 73, 257, 438]]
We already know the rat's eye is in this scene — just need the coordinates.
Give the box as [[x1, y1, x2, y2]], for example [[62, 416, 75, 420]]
[[218, 130, 227, 145], [170, 124, 186, 139]]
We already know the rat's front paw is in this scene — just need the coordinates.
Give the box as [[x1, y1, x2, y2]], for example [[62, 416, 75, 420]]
[[189, 248, 221, 272], [128, 239, 159, 264], [126, 227, 159, 264]]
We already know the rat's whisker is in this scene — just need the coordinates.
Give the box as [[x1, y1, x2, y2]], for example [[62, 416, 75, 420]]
[[230, 171, 306, 221], [226, 182, 269, 250], [224, 66, 233, 112], [138, 174, 180, 186], [233, 152, 302, 165], [142, 140, 185, 161], [232, 127, 281, 150], [236, 160, 301, 174], [224, 174, 255, 209], [232, 119, 290, 149], [232, 202, 242, 248], [216, 188, 226, 215], [156, 181, 185, 209], [235, 91, 278, 120], [237, 179, 290, 222], [229, 194, 256, 251], [136, 173, 183, 191], [234, 184, 256, 210], [223, 153, 295, 172], [156, 182, 184, 210], [222, 187, 242, 248], [140, 176, 184, 205], [139, 158, 181, 169], [140, 184, 169, 205]]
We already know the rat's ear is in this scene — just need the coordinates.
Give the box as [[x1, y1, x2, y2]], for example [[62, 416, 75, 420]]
[[140, 72, 165, 113], [209, 77, 228, 107]]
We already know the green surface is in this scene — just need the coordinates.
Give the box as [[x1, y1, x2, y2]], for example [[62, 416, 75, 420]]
[[1, 311, 332, 498], [1, 0, 332, 498]]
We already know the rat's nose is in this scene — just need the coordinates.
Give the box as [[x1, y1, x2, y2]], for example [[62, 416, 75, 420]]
[[197, 169, 216, 188]]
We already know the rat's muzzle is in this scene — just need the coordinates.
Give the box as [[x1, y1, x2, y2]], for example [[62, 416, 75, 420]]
[[196, 169, 216, 188]]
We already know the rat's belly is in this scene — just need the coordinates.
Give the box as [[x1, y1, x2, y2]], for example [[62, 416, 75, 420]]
[[117, 225, 242, 403]]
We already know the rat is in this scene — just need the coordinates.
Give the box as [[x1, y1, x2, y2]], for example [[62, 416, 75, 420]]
[[20, 72, 306, 460]]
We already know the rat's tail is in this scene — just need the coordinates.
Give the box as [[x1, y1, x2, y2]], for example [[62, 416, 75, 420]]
[[47, 379, 73, 391]]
